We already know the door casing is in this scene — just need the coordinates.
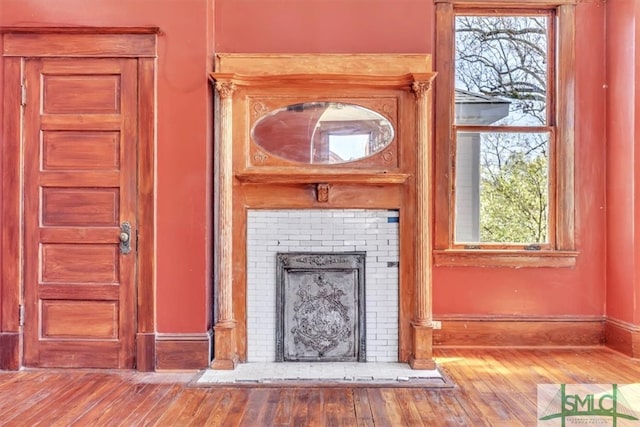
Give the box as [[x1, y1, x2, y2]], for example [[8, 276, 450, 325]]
[[0, 28, 157, 370]]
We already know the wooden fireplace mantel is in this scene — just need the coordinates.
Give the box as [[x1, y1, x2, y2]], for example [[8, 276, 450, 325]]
[[210, 54, 437, 370], [234, 171, 411, 185]]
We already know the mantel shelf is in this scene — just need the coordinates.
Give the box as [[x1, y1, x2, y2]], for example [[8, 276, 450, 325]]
[[235, 171, 411, 185]]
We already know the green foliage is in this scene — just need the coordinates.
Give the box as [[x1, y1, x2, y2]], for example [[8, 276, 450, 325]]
[[480, 152, 548, 243]]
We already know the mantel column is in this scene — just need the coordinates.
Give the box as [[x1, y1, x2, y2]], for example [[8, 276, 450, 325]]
[[410, 77, 436, 370], [211, 79, 238, 369]]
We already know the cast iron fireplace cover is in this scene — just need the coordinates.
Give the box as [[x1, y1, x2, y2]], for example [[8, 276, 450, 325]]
[[276, 252, 366, 362]]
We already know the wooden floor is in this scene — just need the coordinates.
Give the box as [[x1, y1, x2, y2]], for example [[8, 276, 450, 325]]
[[0, 347, 638, 426]]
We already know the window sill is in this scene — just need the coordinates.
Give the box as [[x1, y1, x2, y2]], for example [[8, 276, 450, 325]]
[[433, 249, 578, 268]]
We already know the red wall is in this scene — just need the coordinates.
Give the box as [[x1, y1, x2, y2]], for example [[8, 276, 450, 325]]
[[0, 0, 215, 333], [215, 1, 608, 318], [0, 0, 617, 338], [437, 3, 607, 317], [606, 0, 640, 325], [215, 0, 433, 54], [432, 3, 607, 317]]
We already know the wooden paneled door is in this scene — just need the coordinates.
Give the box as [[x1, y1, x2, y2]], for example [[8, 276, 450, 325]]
[[22, 58, 138, 368]]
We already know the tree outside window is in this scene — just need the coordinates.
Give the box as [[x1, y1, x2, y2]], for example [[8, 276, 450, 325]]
[[453, 13, 554, 246]]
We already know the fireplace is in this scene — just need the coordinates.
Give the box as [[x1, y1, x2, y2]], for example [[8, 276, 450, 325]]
[[247, 209, 399, 363], [276, 252, 366, 362], [211, 54, 436, 370]]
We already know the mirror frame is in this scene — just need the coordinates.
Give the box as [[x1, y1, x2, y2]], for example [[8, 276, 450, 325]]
[[210, 72, 427, 183], [251, 101, 396, 165]]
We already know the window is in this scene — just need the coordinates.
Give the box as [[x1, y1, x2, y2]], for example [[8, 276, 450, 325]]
[[454, 13, 552, 246], [434, 1, 577, 267]]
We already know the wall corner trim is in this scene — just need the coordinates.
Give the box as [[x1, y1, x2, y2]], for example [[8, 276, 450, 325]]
[[155, 331, 213, 370], [434, 315, 605, 348], [604, 317, 640, 359]]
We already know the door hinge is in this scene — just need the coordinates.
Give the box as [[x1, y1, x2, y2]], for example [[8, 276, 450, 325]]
[[19, 304, 25, 326], [20, 84, 27, 106]]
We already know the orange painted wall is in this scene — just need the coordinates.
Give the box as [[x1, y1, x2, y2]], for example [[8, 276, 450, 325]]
[[606, 0, 640, 325], [215, 0, 433, 53], [431, 3, 606, 317], [439, 3, 606, 317], [0, 0, 214, 333], [0, 0, 616, 338], [215, 1, 608, 318]]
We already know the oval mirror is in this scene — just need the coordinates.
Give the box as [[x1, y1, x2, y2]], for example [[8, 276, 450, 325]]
[[252, 102, 394, 164]]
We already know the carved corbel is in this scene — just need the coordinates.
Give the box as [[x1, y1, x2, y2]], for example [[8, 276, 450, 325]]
[[316, 183, 330, 203], [411, 80, 432, 98], [215, 80, 237, 100]]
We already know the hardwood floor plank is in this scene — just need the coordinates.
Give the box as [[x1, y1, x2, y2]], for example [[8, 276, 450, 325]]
[[446, 387, 492, 427], [393, 388, 429, 426], [352, 388, 375, 427], [255, 387, 285, 426], [0, 372, 67, 422], [137, 384, 184, 426], [289, 389, 312, 426], [323, 388, 357, 426], [0, 371, 27, 393], [201, 389, 240, 426], [72, 378, 140, 425], [400, 388, 443, 426], [207, 388, 251, 426], [237, 388, 270, 426], [186, 390, 227, 426], [306, 389, 328, 427], [0, 348, 638, 426], [272, 388, 295, 426], [87, 382, 154, 426], [439, 353, 508, 423], [494, 391, 533, 426], [13, 373, 104, 426], [366, 388, 397, 426], [423, 389, 470, 426], [290, 389, 323, 426], [50, 375, 117, 426], [379, 389, 410, 426], [113, 383, 179, 426], [152, 387, 208, 425]]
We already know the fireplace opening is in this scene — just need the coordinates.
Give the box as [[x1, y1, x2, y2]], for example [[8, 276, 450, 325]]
[[276, 252, 366, 362], [246, 209, 399, 363]]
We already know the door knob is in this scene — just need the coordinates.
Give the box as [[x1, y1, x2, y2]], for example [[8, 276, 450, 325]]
[[120, 222, 132, 254]]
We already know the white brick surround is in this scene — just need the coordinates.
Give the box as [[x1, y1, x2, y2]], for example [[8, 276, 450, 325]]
[[247, 209, 400, 362]]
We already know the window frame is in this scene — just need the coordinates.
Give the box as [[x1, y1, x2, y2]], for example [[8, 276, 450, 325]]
[[433, 0, 577, 267]]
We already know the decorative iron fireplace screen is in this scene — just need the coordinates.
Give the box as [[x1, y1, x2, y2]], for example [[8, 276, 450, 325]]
[[276, 252, 366, 362]]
